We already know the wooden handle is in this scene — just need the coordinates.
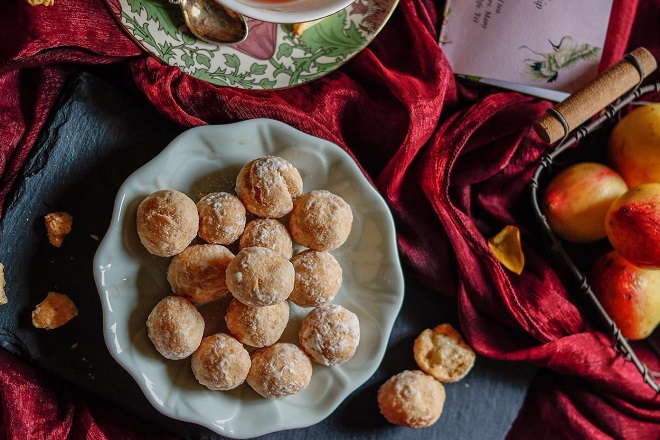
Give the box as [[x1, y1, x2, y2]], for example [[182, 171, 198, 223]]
[[534, 47, 657, 144]]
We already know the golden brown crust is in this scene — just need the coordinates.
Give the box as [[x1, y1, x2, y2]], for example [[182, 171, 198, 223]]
[[235, 156, 303, 218], [247, 342, 313, 398], [44, 212, 73, 247], [239, 218, 293, 259], [146, 296, 204, 360], [289, 250, 342, 307], [0, 263, 6, 305], [31, 291, 78, 330], [288, 190, 353, 251], [167, 244, 234, 303], [299, 304, 359, 366], [225, 298, 289, 348], [377, 370, 446, 428], [197, 192, 246, 245], [136, 190, 198, 257], [413, 323, 476, 383], [191, 333, 251, 391]]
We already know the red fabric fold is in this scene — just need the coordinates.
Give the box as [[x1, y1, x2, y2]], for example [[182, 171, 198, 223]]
[[1, 0, 659, 438]]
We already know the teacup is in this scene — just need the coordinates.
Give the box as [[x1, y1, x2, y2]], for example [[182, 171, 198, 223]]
[[216, 0, 354, 24]]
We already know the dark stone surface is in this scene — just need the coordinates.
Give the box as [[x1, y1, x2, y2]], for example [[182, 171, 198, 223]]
[[0, 73, 536, 439]]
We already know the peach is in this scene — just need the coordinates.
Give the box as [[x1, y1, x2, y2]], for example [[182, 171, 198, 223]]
[[605, 183, 660, 268], [590, 250, 660, 340], [608, 103, 660, 188], [542, 162, 628, 243]]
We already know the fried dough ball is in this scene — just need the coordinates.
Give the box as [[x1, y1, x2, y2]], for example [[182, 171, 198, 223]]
[[136, 189, 198, 257], [289, 250, 342, 307], [247, 342, 313, 398], [167, 244, 234, 303], [191, 333, 251, 391], [225, 247, 294, 307], [239, 218, 293, 259], [197, 192, 246, 245], [413, 323, 476, 383], [378, 370, 446, 428], [299, 304, 359, 366], [235, 156, 303, 218], [289, 190, 352, 251], [225, 298, 290, 348], [146, 296, 204, 360]]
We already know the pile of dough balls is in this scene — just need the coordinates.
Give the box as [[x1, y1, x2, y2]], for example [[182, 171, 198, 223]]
[[377, 323, 476, 428], [136, 155, 359, 399]]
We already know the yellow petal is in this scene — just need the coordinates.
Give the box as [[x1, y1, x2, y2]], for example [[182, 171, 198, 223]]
[[488, 225, 525, 275]]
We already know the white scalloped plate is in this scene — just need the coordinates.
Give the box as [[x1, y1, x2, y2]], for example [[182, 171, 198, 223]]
[[93, 119, 404, 438]]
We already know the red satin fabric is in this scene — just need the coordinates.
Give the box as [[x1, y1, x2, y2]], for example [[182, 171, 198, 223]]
[[1, 0, 659, 438]]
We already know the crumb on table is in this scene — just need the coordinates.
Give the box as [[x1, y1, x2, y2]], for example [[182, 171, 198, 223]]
[[0, 263, 7, 305], [32, 292, 78, 330], [44, 212, 73, 247]]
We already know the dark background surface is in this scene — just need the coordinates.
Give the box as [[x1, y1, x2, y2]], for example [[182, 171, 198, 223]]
[[0, 73, 536, 439]]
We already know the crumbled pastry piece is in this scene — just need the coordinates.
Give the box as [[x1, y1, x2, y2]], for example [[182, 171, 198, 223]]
[[378, 370, 446, 428], [136, 189, 199, 257], [235, 156, 303, 218], [225, 298, 289, 348], [225, 246, 294, 307], [289, 190, 353, 251], [292, 18, 325, 36], [413, 323, 476, 383], [197, 192, 246, 245], [44, 212, 73, 247], [247, 342, 313, 398], [289, 250, 342, 307], [299, 303, 359, 366], [146, 296, 205, 360], [26, 0, 54, 6], [167, 244, 234, 303], [191, 333, 251, 391], [0, 263, 7, 305], [239, 218, 293, 259], [31, 292, 78, 330]]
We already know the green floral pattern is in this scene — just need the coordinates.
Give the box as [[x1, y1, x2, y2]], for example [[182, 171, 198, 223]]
[[114, 0, 397, 89]]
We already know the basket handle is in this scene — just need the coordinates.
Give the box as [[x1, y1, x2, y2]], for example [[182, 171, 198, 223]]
[[534, 47, 657, 144]]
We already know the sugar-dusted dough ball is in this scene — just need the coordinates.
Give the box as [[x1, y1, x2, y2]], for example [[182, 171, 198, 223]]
[[167, 244, 234, 303], [235, 156, 303, 218], [378, 370, 446, 428], [146, 296, 204, 360], [197, 192, 246, 245], [225, 298, 290, 348], [191, 333, 251, 391], [289, 190, 353, 251], [289, 250, 342, 307], [413, 323, 476, 383], [226, 247, 294, 307], [299, 303, 359, 366], [136, 189, 198, 257], [239, 218, 293, 259], [247, 343, 313, 398]]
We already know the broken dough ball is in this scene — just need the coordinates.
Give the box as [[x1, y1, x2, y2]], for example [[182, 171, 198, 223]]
[[136, 189, 198, 257], [239, 218, 293, 259], [378, 370, 446, 428], [288, 190, 353, 251], [299, 303, 360, 366], [167, 244, 234, 303], [413, 323, 476, 383], [235, 156, 303, 218], [247, 342, 313, 398], [191, 333, 251, 391], [0, 263, 6, 305], [44, 212, 73, 247], [146, 296, 204, 360], [32, 292, 78, 330], [197, 192, 246, 245]]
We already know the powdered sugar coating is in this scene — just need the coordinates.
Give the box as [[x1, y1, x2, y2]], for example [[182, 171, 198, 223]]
[[191, 333, 251, 391], [146, 296, 205, 360], [289, 190, 353, 251], [299, 304, 359, 366], [235, 156, 303, 218], [247, 342, 313, 398], [377, 370, 445, 428], [226, 247, 294, 307], [197, 192, 246, 245], [136, 189, 199, 257], [290, 250, 342, 307], [167, 244, 234, 303], [239, 218, 293, 259], [225, 298, 290, 347]]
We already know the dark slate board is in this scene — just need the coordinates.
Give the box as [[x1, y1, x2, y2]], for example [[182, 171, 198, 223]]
[[0, 73, 536, 440]]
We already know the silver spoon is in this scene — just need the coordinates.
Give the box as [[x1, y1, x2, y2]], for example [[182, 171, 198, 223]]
[[170, 0, 248, 45]]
